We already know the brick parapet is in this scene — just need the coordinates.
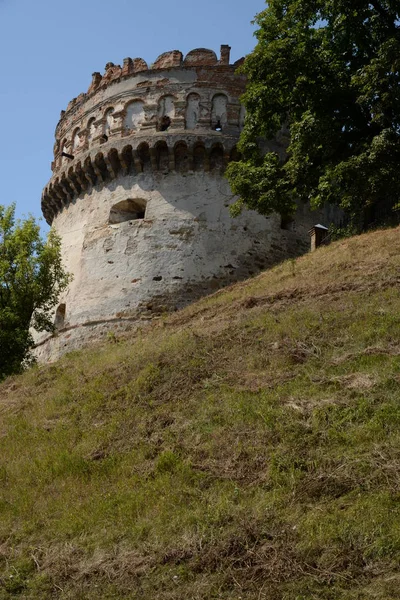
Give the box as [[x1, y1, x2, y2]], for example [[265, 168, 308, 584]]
[[43, 45, 247, 225], [54, 46, 245, 138]]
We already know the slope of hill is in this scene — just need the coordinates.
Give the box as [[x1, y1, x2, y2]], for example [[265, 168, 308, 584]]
[[1, 227, 400, 599]]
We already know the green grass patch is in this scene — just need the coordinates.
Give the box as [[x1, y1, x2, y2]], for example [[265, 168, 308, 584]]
[[1, 228, 400, 597]]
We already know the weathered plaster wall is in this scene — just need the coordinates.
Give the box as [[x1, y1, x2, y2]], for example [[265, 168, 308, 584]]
[[34, 167, 334, 360]]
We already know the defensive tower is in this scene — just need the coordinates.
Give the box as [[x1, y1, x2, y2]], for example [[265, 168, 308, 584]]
[[35, 45, 335, 360]]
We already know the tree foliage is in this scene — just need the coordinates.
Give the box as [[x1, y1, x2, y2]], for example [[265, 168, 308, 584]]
[[227, 0, 400, 224], [0, 205, 70, 379]]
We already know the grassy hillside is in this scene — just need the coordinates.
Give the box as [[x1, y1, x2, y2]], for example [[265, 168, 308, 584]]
[[1, 227, 400, 599]]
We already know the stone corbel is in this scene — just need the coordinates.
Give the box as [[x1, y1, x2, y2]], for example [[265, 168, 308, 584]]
[[46, 188, 59, 211], [60, 179, 73, 204], [83, 159, 97, 186], [74, 166, 90, 190], [92, 159, 106, 183], [103, 155, 117, 179], [43, 209, 54, 225], [66, 173, 80, 197], [53, 183, 67, 206]]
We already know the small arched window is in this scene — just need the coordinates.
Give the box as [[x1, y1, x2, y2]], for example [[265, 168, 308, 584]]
[[55, 304, 66, 331], [185, 93, 201, 129], [157, 96, 175, 131], [211, 94, 228, 131], [104, 108, 114, 138], [72, 128, 81, 151], [87, 117, 96, 147], [109, 199, 147, 224], [125, 100, 145, 131]]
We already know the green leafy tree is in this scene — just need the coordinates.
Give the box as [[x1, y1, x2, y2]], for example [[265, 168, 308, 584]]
[[227, 0, 400, 226], [0, 204, 70, 379]]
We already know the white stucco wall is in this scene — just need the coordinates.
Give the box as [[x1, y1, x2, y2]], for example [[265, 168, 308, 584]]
[[34, 167, 334, 362]]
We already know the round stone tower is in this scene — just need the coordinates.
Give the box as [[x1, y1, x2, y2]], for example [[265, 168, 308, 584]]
[[35, 45, 334, 361]]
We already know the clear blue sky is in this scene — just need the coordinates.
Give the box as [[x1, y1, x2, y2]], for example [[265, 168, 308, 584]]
[[0, 0, 264, 232]]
